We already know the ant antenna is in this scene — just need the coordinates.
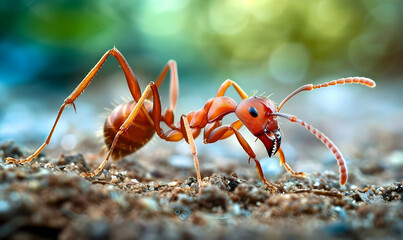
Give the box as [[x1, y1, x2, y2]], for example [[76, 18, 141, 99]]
[[277, 77, 376, 111], [271, 112, 347, 186]]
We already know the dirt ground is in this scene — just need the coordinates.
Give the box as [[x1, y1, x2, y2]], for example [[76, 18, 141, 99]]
[[0, 139, 402, 240]]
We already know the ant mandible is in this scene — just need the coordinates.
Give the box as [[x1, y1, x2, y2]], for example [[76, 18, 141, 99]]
[[6, 47, 376, 191]]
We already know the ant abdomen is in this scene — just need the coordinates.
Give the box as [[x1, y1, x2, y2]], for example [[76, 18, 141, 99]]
[[103, 100, 155, 160]]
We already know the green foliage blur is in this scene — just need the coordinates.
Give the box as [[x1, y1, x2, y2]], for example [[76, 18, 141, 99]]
[[0, 0, 402, 89]]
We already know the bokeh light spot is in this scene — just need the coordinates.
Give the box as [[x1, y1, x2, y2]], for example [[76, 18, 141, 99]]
[[348, 33, 385, 72], [309, 0, 352, 38], [269, 43, 310, 84], [61, 134, 77, 151], [369, 4, 398, 26], [138, 1, 188, 37], [248, 0, 286, 21], [208, 0, 248, 35]]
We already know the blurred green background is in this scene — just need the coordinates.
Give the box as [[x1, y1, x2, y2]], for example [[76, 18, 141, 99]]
[[1, 0, 402, 88], [0, 0, 402, 161]]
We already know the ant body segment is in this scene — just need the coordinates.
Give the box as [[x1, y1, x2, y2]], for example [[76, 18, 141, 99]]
[[6, 48, 376, 191]]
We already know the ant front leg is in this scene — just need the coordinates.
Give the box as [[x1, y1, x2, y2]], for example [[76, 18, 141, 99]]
[[6, 47, 145, 165], [272, 112, 347, 186], [276, 147, 306, 178], [205, 122, 277, 191]]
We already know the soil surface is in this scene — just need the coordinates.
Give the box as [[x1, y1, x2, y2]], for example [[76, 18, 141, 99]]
[[0, 140, 402, 240]]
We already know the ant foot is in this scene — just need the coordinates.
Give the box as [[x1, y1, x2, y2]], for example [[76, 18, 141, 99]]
[[262, 179, 278, 191], [265, 183, 278, 191], [80, 172, 96, 178], [5, 157, 25, 164], [294, 172, 307, 178]]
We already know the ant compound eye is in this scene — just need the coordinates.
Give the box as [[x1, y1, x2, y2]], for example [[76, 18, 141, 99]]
[[248, 106, 258, 118]]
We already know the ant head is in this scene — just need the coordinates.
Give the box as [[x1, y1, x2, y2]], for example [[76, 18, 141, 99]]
[[235, 97, 281, 157]]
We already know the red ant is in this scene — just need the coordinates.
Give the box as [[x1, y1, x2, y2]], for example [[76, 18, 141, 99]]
[[6, 48, 376, 191]]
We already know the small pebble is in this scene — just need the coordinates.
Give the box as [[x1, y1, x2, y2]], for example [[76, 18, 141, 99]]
[[140, 197, 159, 212], [169, 181, 178, 187], [110, 175, 121, 184], [28, 180, 41, 191], [232, 203, 241, 215]]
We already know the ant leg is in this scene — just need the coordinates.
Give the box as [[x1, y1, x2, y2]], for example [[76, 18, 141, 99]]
[[203, 120, 242, 142], [192, 79, 249, 141], [215, 79, 249, 99], [145, 78, 204, 142], [210, 79, 249, 139], [81, 82, 156, 177], [180, 115, 203, 191], [205, 122, 307, 189], [6, 104, 67, 164], [144, 60, 179, 129], [219, 120, 243, 140], [6, 47, 147, 165], [271, 112, 347, 186], [276, 147, 306, 178], [204, 124, 277, 191], [277, 77, 376, 111], [148, 60, 179, 110]]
